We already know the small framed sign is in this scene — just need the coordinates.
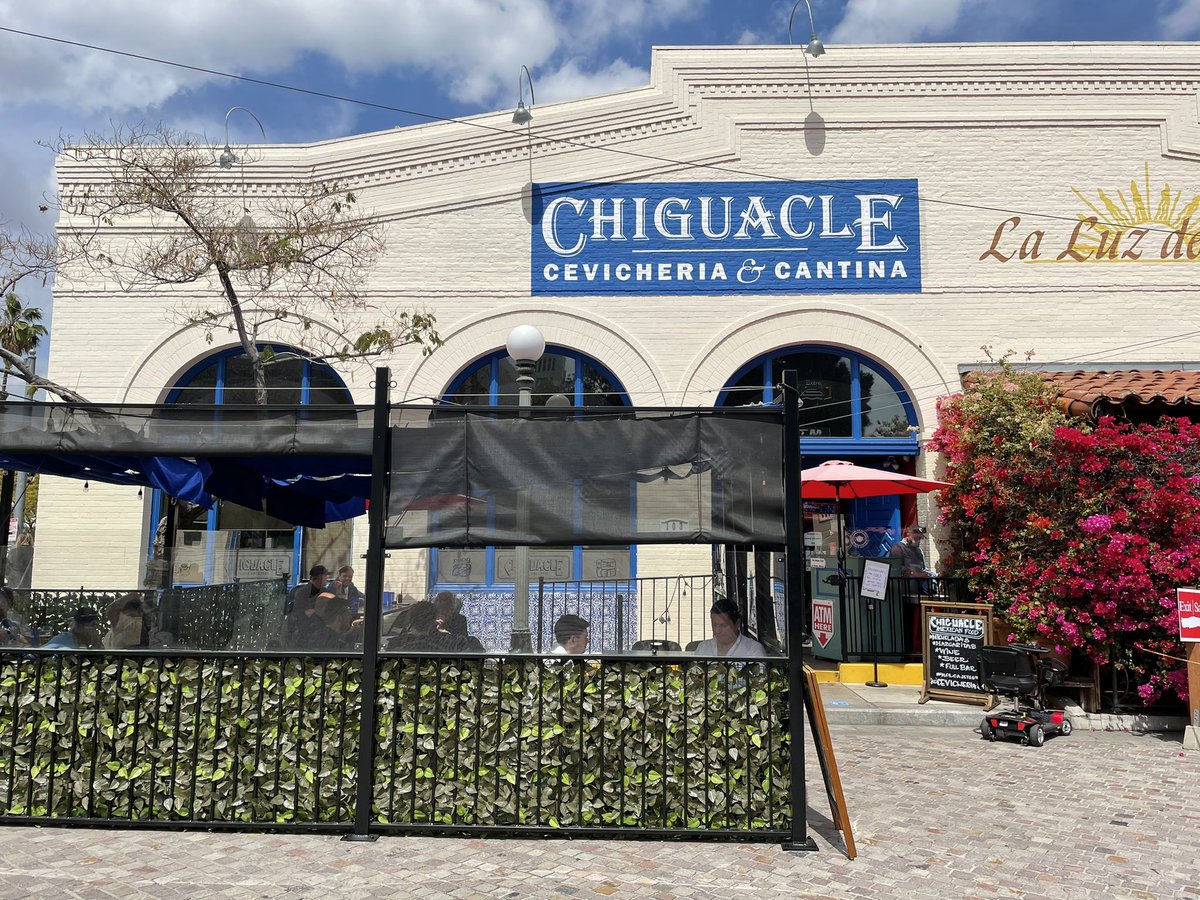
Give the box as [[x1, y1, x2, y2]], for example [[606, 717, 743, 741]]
[[860, 559, 890, 601]]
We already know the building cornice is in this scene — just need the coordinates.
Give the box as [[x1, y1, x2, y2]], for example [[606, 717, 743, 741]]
[[54, 43, 1200, 223]]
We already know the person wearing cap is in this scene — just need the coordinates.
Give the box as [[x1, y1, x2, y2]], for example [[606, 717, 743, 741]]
[[892, 524, 933, 578], [42, 607, 103, 650], [550, 614, 590, 655], [283, 565, 331, 644], [893, 524, 935, 652]]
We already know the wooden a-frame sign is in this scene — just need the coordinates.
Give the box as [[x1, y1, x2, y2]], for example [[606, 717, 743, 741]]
[[803, 665, 857, 859]]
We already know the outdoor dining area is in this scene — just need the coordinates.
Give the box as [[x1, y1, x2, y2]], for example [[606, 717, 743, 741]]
[[0, 370, 832, 848]]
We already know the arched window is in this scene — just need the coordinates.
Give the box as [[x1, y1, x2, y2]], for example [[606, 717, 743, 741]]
[[432, 347, 632, 588], [720, 345, 920, 559], [152, 346, 353, 586], [719, 345, 919, 455]]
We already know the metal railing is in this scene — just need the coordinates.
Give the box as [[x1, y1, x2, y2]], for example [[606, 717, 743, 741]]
[[529, 574, 753, 652], [837, 575, 972, 661], [0, 647, 790, 840], [9, 578, 288, 650], [371, 653, 790, 838], [0, 649, 360, 829]]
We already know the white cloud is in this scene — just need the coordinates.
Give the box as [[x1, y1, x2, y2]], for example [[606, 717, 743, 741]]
[[564, 0, 705, 40], [535, 58, 649, 105], [830, 0, 969, 43], [0, 1, 564, 113], [1159, 0, 1200, 36]]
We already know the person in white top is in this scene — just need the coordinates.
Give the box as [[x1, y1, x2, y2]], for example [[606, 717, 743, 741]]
[[692, 598, 767, 658], [549, 614, 590, 655]]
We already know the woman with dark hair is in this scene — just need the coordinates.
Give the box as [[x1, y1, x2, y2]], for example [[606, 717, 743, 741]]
[[692, 597, 767, 658]]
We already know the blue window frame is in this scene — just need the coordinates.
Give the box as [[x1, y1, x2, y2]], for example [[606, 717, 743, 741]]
[[718, 344, 920, 456], [719, 345, 918, 557], [150, 346, 351, 586], [431, 346, 634, 590]]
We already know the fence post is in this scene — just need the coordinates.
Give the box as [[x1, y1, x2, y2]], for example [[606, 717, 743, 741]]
[[781, 369, 816, 852], [536, 576, 545, 653], [345, 367, 391, 842], [0, 469, 13, 584], [615, 591, 625, 653]]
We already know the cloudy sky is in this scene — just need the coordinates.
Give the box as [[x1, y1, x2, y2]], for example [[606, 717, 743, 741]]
[[2, 0, 1199, 358]]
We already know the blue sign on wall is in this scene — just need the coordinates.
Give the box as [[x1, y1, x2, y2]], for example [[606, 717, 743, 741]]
[[531, 180, 922, 296]]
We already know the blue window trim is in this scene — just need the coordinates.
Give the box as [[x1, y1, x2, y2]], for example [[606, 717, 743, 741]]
[[149, 345, 351, 587], [717, 343, 920, 456], [433, 346, 636, 592]]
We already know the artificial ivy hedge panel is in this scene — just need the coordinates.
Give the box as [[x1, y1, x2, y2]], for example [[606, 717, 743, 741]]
[[0, 653, 360, 823], [372, 656, 791, 831]]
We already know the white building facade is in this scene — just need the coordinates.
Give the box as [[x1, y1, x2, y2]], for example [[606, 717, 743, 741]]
[[33, 43, 1200, 623]]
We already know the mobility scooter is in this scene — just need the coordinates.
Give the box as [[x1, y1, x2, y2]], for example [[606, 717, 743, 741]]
[[978, 643, 1073, 747]]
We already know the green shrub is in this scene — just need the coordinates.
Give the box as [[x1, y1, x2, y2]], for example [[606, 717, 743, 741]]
[[372, 657, 791, 831], [0, 655, 360, 822], [1, 654, 790, 831]]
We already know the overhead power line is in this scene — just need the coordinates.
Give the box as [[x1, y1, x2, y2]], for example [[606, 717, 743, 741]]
[[3, 26, 1198, 239]]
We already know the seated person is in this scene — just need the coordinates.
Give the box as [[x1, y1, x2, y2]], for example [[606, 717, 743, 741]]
[[293, 593, 359, 651], [335, 566, 365, 612], [0, 587, 32, 647], [283, 567, 331, 646], [43, 607, 104, 650], [550, 614, 590, 655], [386, 600, 482, 653], [433, 591, 464, 632], [692, 598, 767, 658], [104, 594, 149, 649]]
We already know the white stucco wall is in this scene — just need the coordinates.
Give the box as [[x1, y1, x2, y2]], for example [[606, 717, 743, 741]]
[[33, 42, 1200, 590]]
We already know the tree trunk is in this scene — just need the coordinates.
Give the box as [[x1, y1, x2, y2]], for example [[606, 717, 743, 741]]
[[252, 356, 268, 405], [214, 263, 265, 404]]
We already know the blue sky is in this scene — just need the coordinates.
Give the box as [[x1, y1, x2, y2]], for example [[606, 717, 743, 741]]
[[2, 0, 1199, 360]]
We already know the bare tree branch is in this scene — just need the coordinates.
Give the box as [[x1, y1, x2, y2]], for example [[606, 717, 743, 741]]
[[0, 223, 57, 297], [0, 346, 89, 404], [49, 123, 441, 403]]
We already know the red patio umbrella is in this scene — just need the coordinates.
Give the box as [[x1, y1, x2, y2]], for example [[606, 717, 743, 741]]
[[799, 458, 950, 565], [800, 460, 951, 687], [799, 459, 951, 500]]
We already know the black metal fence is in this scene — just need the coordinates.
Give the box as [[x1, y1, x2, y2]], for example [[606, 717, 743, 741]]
[[838, 575, 972, 661], [531, 575, 723, 653], [9, 579, 288, 650], [371, 654, 789, 837], [0, 648, 790, 840], [11, 588, 132, 642], [0, 650, 360, 829]]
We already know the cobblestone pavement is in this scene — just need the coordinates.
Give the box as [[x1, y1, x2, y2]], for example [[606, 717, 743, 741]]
[[0, 726, 1195, 899]]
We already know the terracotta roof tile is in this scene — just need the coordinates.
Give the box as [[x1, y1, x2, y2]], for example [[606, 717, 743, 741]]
[[1040, 370, 1200, 419]]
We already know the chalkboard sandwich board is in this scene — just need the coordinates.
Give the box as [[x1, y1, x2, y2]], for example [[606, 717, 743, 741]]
[[919, 601, 995, 706]]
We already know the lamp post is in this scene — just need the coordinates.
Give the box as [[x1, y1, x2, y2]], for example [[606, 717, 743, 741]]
[[218, 106, 268, 248], [506, 324, 546, 653], [512, 65, 535, 126], [514, 66, 536, 223], [12, 351, 35, 539], [787, 0, 826, 57]]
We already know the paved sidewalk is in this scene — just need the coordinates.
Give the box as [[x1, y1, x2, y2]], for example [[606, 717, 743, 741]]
[[0, 726, 1195, 899], [819, 681, 1188, 732]]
